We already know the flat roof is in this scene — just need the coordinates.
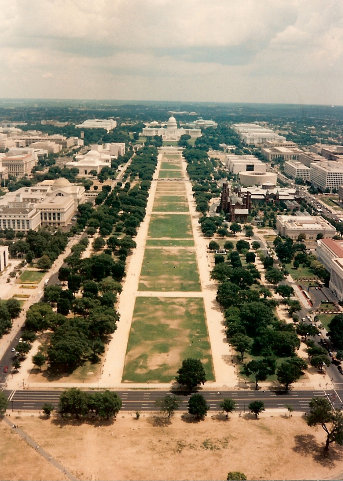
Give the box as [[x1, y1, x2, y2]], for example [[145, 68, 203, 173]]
[[321, 238, 343, 258]]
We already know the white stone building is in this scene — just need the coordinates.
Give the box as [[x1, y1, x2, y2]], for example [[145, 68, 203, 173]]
[[316, 238, 343, 301], [261, 145, 303, 162], [232, 123, 286, 145], [66, 149, 111, 176], [0, 178, 85, 232], [76, 119, 117, 131], [276, 215, 336, 240], [310, 161, 343, 191], [141, 116, 201, 141], [226, 154, 266, 174], [239, 171, 278, 186], [0, 148, 38, 178], [284, 161, 310, 181], [90, 143, 125, 158]]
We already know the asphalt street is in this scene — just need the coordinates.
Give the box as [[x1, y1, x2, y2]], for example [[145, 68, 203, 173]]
[[4, 388, 343, 413]]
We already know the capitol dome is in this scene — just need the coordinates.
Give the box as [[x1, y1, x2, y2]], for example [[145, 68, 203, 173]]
[[167, 116, 177, 129], [53, 177, 71, 189]]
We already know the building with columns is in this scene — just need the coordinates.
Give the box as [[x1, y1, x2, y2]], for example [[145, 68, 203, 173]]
[[141, 116, 201, 141]]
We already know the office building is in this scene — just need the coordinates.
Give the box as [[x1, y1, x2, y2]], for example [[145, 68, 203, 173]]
[[284, 161, 310, 181], [276, 215, 336, 240], [316, 238, 343, 301], [232, 123, 286, 145], [261, 145, 303, 162], [310, 161, 343, 191], [76, 119, 117, 131], [0, 178, 85, 232], [226, 154, 266, 174]]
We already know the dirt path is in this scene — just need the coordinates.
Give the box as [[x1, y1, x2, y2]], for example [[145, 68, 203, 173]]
[[98, 154, 162, 386], [2, 417, 76, 480], [182, 159, 237, 387]]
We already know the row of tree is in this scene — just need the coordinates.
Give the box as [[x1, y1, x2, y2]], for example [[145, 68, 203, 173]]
[[212, 241, 308, 388]]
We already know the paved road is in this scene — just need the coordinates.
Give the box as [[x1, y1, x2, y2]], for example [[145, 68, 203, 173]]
[[3, 388, 343, 412]]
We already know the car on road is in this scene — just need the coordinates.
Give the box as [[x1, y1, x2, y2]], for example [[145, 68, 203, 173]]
[[11, 348, 15, 352], [3, 366, 8, 373]]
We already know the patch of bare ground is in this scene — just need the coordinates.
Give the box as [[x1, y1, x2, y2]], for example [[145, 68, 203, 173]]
[[2, 414, 343, 480]]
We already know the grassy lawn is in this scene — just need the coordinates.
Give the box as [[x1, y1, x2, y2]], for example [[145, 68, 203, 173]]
[[146, 239, 194, 247], [317, 302, 337, 312], [286, 263, 318, 281], [163, 140, 178, 146], [160, 161, 182, 170], [320, 197, 340, 209], [153, 201, 189, 213], [148, 214, 193, 238], [159, 170, 183, 178], [317, 313, 335, 330], [139, 247, 200, 291], [156, 182, 186, 194], [19, 270, 46, 283], [122, 297, 214, 382]]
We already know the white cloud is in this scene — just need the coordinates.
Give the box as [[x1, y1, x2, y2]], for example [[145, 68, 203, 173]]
[[0, 0, 341, 103]]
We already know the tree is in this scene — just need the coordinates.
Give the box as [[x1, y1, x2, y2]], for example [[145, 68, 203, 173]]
[[296, 322, 319, 340], [188, 393, 209, 420], [209, 240, 220, 251], [156, 394, 180, 419], [58, 266, 70, 283], [92, 391, 122, 420], [310, 354, 330, 372], [275, 285, 294, 298], [176, 358, 206, 391], [307, 397, 343, 451], [0, 391, 8, 416], [249, 400, 265, 418], [245, 252, 255, 263], [224, 241, 234, 250], [236, 240, 250, 252], [276, 359, 305, 391], [37, 255, 52, 271], [263, 255, 274, 269], [43, 285, 62, 304], [16, 341, 31, 354], [6, 298, 22, 319], [227, 472, 247, 480], [12, 358, 21, 370], [244, 359, 275, 390], [32, 352, 46, 370], [230, 334, 252, 362], [93, 236, 105, 251], [220, 398, 236, 418], [328, 314, 343, 350], [59, 388, 89, 418], [230, 223, 241, 235], [42, 403, 54, 417], [252, 241, 260, 250], [244, 225, 254, 238], [265, 268, 284, 285]]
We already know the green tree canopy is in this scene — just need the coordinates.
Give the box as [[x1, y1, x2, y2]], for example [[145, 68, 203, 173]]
[[188, 393, 209, 420], [176, 358, 206, 391], [307, 397, 343, 451]]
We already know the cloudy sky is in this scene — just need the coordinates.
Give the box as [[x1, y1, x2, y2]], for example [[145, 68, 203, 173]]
[[0, 0, 342, 104]]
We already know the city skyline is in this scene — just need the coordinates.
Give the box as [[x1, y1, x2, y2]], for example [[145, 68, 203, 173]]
[[0, 0, 342, 105]]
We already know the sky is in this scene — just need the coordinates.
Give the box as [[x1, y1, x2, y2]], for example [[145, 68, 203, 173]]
[[0, 0, 342, 105]]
